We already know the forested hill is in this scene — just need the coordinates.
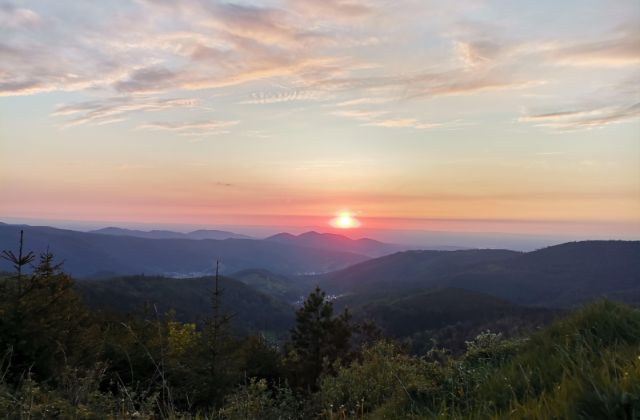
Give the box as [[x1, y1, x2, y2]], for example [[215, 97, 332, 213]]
[[317, 248, 521, 293], [77, 275, 295, 336], [318, 241, 640, 307]]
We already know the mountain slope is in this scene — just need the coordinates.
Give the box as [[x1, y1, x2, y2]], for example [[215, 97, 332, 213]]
[[334, 288, 556, 352], [78, 275, 294, 336], [440, 240, 640, 306], [317, 249, 520, 294], [0, 224, 369, 278], [229, 268, 313, 302]]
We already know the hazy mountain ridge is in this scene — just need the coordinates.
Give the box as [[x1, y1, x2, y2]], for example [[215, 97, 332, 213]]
[[90, 226, 253, 240], [0, 223, 369, 277], [265, 230, 409, 257]]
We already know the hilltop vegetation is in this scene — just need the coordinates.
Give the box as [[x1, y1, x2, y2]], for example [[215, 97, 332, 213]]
[[317, 301, 640, 419]]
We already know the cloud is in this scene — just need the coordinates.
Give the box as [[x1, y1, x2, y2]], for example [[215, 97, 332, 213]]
[[365, 118, 441, 129], [521, 103, 640, 131], [0, 0, 540, 106], [137, 119, 239, 137], [520, 73, 640, 131], [0, 0, 350, 98], [408, 74, 542, 98], [286, 0, 373, 21], [239, 89, 323, 104], [335, 97, 392, 107], [52, 97, 199, 127], [547, 29, 640, 67], [456, 40, 504, 67], [0, 3, 40, 28], [330, 104, 444, 129], [1, 0, 638, 141], [114, 67, 178, 93], [330, 109, 388, 120]]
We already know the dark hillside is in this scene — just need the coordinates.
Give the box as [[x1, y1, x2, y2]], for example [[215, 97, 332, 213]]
[[77, 275, 294, 336], [317, 249, 520, 293], [334, 288, 557, 353], [230, 268, 313, 302], [441, 240, 640, 306], [317, 241, 640, 307]]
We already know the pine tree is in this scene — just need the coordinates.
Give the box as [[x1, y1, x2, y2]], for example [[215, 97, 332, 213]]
[[286, 287, 355, 391], [192, 260, 237, 407], [0, 242, 88, 384]]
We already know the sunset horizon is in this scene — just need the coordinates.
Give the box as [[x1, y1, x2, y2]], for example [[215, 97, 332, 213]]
[[1, 0, 639, 241]]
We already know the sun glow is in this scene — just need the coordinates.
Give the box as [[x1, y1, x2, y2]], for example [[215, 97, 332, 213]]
[[330, 211, 361, 229]]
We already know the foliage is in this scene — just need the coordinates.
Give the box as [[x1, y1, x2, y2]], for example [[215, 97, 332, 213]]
[[219, 378, 302, 420], [316, 302, 640, 419], [0, 251, 93, 385], [319, 340, 443, 418]]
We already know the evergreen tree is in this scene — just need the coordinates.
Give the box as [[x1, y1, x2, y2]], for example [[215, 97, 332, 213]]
[[0, 247, 89, 384], [285, 287, 355, 391]]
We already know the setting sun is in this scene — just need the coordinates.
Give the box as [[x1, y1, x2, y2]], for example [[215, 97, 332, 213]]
[[330, 211, 361, 229]]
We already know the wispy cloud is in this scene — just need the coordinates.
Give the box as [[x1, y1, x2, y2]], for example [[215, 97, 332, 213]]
[[521, 74, 640, 131], [521, 103, 640, 131], [0, 3, 40, 28], [335, 97, 392, 107], [365, 118, 441, 129], [52, 97, 199, 128], [138, 119, 239, 133], [546, 28, 640, 67], [1, 0, 638, 139], [331, 109, 388, 120], [239, 89, 323, 104]]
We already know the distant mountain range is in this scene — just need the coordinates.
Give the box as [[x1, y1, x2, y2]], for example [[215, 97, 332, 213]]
[[89, 227, 253, 240], [318, 241, 640, 307], [2, 221, 638, 312], [265, 231, 410, 258], [0, 223, 368, 277]]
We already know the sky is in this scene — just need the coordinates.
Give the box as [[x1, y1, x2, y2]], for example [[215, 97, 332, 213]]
[[1, 0, 639, 239]]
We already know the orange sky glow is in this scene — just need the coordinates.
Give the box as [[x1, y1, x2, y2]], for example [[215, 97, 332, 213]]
[[0, 0, 639, 240]]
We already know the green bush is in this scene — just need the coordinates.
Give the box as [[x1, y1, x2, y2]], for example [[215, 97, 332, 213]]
[[318, 340, 444, 417], [219, 378, 302, 420]]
